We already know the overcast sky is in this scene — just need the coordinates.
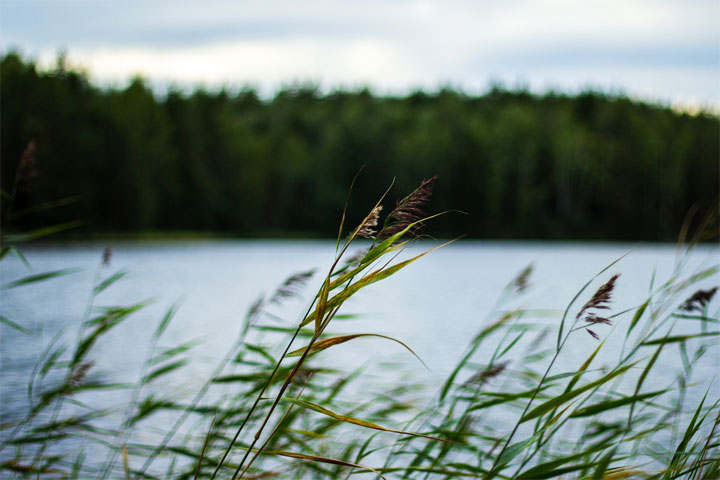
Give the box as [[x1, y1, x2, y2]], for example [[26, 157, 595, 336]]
[[2, 0, 718, 108]]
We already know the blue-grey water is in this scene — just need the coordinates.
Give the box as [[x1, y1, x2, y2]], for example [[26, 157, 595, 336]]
[[1, 240, 718, 474]]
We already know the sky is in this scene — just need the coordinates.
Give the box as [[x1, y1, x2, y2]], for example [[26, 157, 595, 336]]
[[2, 0, 718, 109]]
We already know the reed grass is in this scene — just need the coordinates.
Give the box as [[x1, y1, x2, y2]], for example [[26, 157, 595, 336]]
[[0, 177, 718, 479]]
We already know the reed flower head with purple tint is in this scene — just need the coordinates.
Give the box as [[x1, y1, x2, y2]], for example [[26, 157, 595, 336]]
[[680, 287, 717, 313], [577, 273, 620, 320], [584, 314, 612, 325], [378, 176, 437, 239], [578, 273, 620, 339]]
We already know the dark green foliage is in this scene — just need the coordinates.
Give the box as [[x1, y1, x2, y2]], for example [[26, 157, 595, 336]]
[[2, 52, 718, 240]]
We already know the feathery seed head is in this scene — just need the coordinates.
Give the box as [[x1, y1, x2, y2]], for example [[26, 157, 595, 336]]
[[585, 328, 600, 340], [577, 273, 620, 319], [463, 363, 507, 388], [270, 269, 317, 304], [355, 205, 383, 239], [514, 263, 533, 293], [66, 361, 94, 394], [378, 176, 437, 239], [102, 246, 113, 266], [584, 314, 612, 326], [680, 287, 717, 313], [343, 248, 369, 266]]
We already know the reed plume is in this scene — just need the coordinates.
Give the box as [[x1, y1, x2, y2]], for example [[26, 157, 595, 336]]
[[343, 248, 369, 265], [269, 269, 317, 304], [576, 273, 620, 319], [513, 263, 533, 293], [585, 328, 600, 340], [576, 273, 619, 339], [584, 314, 612, 325], [355, 205, 383, 239], [680, 287, 717, 312], [463, 363, 507, 387], [65, 361, 94, 394], [378, 176, 436, 239]]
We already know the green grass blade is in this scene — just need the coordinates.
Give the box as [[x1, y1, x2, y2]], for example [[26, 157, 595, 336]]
[[640, 332, 720, 346], [592, 447, 618, 479], [494, 432, 542, 470], [439, 312, 518, 401], [566, 339, 604, 395], [516, 442, 613, 479], [628, 299, 650, 335], [286, 333, 428, 369], [368, 466, 487, 477], [278, 397, 446, 442], [468, 385, 553, 412], [149, 340, 199, 366], [2, 268, 80, 289], [93, 270, 128, 295], [263, 449, 388, 479], [0, 245, 32, 270], [154, 300, 182, 339], [545, 369, 601, 383], [7, 195, 82, 220], [74, 301, 150, 365], [666, 389, 710, 474], [3, 220, 83, 242], [497, 329, 527, 360], [570, 389, 668, 418], [141, 359, 189, 385], [518, 463, 596, 479], [335, 166, 364, 252], [520, 363, 637, 423], [0, 315, 32, 335], [302, 239, 453, 327]]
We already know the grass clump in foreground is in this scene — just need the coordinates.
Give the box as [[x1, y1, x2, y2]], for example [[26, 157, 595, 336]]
[[0, 177, 719, 479]]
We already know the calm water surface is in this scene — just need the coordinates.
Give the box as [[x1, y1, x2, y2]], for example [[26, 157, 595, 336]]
[[1, 240, 718, 467]]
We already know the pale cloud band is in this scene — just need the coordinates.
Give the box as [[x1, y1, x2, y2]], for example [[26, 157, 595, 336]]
[[2, 0, 718, 109]]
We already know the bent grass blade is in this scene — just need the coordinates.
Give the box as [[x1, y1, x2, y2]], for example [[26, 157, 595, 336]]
[[278, 397, 448, 443], [287, 333, 429, 370]]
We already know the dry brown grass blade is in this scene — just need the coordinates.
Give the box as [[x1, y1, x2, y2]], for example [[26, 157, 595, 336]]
[[122, 444, 130, 480], [243, 472, 283, 479], [315, 279, 329, 333]]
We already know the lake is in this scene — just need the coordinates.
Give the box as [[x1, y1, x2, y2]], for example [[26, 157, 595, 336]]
[[1, 239, 718, 475]]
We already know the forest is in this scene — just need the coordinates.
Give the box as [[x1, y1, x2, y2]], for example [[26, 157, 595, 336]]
[[1, 51, 718, 240]]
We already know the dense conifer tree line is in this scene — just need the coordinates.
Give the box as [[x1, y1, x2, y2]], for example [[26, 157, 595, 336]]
[[2, 52, 717, 240]]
